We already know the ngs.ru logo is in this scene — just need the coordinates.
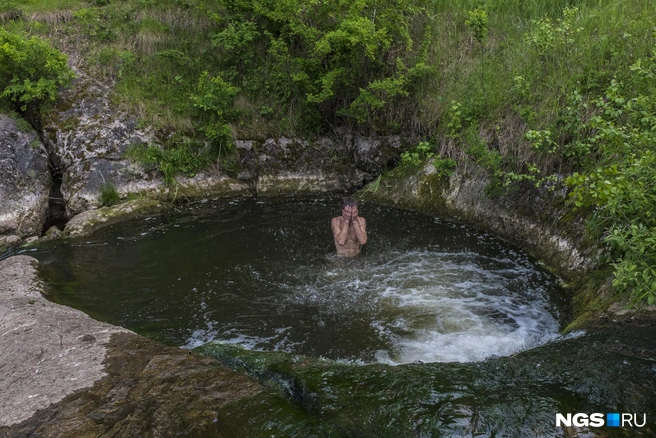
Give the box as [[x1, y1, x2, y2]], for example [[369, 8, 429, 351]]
[[556, 413, 647, 428]]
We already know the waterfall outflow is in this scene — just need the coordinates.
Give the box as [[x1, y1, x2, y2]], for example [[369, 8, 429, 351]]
[[184, 248, 561, 364]]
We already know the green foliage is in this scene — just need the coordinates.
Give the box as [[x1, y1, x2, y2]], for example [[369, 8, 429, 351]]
[[98, 182, 120, 207], [525, 129, 557, 155], [358, 174, 382, 197], [209, 0, 430, 132], [190, 72, 240, 148], [465, 7, 488, 44], [446, 101, 464, 138], [8, 111, 34, 132], [0, 27, 74, 110], [465, 7, 488, 108], [465, 129, 501, 171], [432, 158, 457, 178], [564, 58, 656, 305], [400, 141, 434, 167], [525, 7, 582, 60], [126, 137, 226, 185]]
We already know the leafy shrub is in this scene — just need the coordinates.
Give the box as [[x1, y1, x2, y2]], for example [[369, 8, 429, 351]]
[[209, 0, 431, 132], [126, 137, 226, 185], [564, 56, 656, 305], [0, 28, 74, 110], [432, 158, 457, 178], [9, 112, 34, 133], [190, 72, 240, 150], [400, 141, 434, 167]]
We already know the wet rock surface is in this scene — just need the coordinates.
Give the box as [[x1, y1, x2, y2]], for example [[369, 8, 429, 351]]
[[361, 162, 598, 282], [0, 255, 268, 437], [0, 116, 52, 240], [63, 198, 166, 238]]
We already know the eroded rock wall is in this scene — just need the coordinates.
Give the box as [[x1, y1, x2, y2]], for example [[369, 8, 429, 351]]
[[0, 116, 51, 246], [38, 64, 410, 221], [362, 162, 599, 281], [41, 72, 165, 218]]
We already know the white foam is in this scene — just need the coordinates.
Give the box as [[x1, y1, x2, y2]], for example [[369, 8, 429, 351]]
[[184, 249, 562, 364], [296, 250, 560, 364]]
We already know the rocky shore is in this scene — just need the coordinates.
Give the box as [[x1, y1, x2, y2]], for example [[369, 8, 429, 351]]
[[0, 255, 269, 437]]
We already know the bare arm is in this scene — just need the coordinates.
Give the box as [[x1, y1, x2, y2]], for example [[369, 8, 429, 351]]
[[352, 217, 367, 245], [331, 217, 350, 246]]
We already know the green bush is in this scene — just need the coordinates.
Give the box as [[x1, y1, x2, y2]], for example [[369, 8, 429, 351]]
[[433, 158, 457, 178], [0, 28, 74, 110], [564, 53, 656, 306], [126, 137, 225, 186], [209, 0, 431, 133], [400, 141, 434, 167]]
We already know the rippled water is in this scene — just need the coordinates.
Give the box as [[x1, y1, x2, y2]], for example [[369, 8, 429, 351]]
[[30, 196, 568, 364]]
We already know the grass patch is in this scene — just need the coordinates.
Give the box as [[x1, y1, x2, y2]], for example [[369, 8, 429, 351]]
[[98, 182, 120, 207]]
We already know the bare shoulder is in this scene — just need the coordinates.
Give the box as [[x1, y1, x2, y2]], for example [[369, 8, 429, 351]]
[[331, 216, 342, 230]]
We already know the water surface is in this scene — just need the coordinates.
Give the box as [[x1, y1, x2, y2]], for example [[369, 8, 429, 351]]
[[31, 197, 568, 364]]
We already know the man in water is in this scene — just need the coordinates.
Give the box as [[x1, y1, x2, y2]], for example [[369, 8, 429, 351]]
[[331, 198, 367, 257]]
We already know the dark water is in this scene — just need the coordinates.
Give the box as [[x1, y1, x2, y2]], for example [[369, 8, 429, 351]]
[[29, 196, 567, 364]]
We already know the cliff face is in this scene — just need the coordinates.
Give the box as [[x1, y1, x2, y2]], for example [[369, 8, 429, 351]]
[[33, 64, 408, 222], [0, 116, 51, 250], [41, 70, 165, 218]]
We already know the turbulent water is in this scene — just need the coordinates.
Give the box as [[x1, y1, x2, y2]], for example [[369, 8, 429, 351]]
[[28, 196, 568, 364]]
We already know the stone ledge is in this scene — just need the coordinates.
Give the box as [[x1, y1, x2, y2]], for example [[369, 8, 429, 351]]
[[0, 255, 268, 437], [0, 255, 129, 428]]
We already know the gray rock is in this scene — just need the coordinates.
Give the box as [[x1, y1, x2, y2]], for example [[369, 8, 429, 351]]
[[41, 73, 165, 218], [23, 236, 39, 245], [0, 255, 271, 437], [43, 225, 63, 240], [361, 162, 598, 281], [0, 235, 22, 253], [63, 198, 165, 238], [0, 255, 130, 427], [352, 134, 406, 174], [237, 135, 374, 194], [0, 116, 52, 238]]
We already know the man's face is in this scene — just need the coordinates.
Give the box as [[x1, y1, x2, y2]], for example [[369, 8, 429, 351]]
[[342, 206, 358, 217]]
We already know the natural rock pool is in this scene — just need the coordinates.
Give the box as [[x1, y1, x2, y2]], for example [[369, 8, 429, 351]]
[[7, 197, 656, 435], [31, 196, 567, 364]]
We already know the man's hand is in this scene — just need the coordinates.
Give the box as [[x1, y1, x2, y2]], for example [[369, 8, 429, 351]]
[[342, 206, 353, 225]]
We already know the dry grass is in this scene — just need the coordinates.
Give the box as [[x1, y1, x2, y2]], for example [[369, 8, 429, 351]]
[[0, 10, 24, 23], [134, 7, 215, 33], [29, 10, 73, 26], [230, 95, 287, 141], [133, 31, 164, 56]]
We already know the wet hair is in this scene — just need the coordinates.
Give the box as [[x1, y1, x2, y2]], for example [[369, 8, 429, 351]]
[[340, 198, 359, 209]]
